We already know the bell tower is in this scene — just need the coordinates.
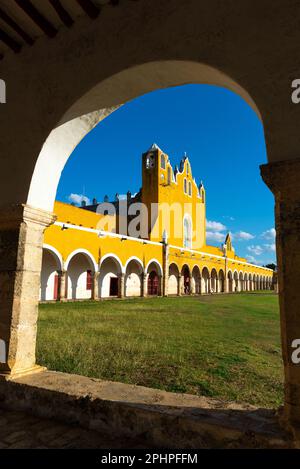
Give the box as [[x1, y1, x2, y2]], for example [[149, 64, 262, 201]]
[[141, 143, 161, 239]]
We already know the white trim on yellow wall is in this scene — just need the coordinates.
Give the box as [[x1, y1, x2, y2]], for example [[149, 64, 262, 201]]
[[43, 243, 63, 269], [53, 221, 273, 273]]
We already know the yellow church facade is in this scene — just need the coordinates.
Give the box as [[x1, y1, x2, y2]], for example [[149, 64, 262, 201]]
[[41, 144, 274, 301]]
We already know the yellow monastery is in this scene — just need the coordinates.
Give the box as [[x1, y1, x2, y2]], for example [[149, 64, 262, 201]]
[[41, 144, 274, 301]]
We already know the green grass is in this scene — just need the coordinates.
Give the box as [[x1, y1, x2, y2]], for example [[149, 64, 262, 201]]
[[37, 293, 283, 408]]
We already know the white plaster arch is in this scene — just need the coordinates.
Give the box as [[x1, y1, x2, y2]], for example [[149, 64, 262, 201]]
[[191, 264, 201, 276], [27, 109, 118, 212], [201, 265, 210, 275], [65, 249, 97, 271], [181, 263, 191, 275], [169, 262, 180, 274], [26, 60, 262, 213], [99, 253, 124, 273], [145, 258, 163, 276], [124, 256, 144, 273], [43, 243, 63, 270]]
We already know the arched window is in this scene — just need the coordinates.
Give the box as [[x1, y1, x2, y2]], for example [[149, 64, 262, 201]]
[[188, 181, 192, 196], [167, 166, 171, 185], [183, 215, 192, 248], [161, 154, 166, 169], [187, 163, 189, 175], [184, 178, 187, 193]]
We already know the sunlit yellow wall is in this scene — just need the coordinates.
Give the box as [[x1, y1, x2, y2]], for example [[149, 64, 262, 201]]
[[141, 147, 206, 248], [45, 202, 163, 267]]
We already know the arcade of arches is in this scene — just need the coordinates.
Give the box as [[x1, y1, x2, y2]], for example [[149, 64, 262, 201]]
[[1, 0, 300, 443], [40, 246, 274, 302]]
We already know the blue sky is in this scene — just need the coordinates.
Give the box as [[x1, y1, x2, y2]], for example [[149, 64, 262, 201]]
[[56, 84, 276, 266]]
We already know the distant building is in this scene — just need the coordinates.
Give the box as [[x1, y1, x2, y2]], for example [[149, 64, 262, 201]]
[[40, 144, 273, 301]]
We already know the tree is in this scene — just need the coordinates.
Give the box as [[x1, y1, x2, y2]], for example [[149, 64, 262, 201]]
[[264, 263, 277, 271]]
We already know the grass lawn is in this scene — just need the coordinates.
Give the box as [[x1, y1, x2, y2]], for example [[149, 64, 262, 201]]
[[37, 293, 283, 408]]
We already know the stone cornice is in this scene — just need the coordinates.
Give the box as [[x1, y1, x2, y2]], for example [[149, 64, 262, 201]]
[[0, 204, 56, 229], [260, 158, 300, 198]]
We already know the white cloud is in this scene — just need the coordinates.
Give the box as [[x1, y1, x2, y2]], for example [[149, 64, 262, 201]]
[[206, 220, 227, 231], [68, 193, 91, 206], [261, 228, 276, 241], [223, 215, 235, 221], [246, 255, 263, 265], [247, 245, 264, 256], [263, 243, 276, 252], [247, 243, 276, 257], [234, 231, 255, 241], [206, 231, 226, 243]]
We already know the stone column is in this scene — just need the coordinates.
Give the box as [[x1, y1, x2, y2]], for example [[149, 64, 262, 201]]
[[0, 204, 55, 380], [92, 272, 100, 300], [118, 273, 125, 298], [261, 159, 300, 439], [178, 275, 183, 296], [158, 275, 163, 296], [162, 242, 169, 297], [190, 277, 195, 295], [142, 272, 148, 297], [59, 270, 67, 301], [207, 276, 211, 294]]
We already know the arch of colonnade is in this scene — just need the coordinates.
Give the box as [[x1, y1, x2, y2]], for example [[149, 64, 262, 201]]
[[40, 246, 274, 301]]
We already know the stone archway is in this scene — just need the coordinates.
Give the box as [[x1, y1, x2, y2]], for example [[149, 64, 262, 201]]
[[124, 258, 143, 297], [233, 271, 239, 293], [181, 265, 191, 295], [66, 252, 95, 300], [201, 267, 210, 294], [1, 1, 300, 438], [146, 261, 162, 296], [40, 246, 63, 301], [191, 265, 201, 294], [168, 263, 180, 296], [218, 269, 225, 293], [227, 270, 233, 293], [239, 272, 244, 292], [99, 255, 123, 298], [211, 269, 218, 294]]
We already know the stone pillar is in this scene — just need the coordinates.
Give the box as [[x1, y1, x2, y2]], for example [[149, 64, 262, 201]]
[[162, 242, 169, 297], [178, 275, 183, 296], [261, 159, 300, 439], [142, 272, 148, 297], [159, 275, 163, 296], [59, 270, 67, 301], [118, 273, 125, 298], [0, 204, 55, 379], [190, 277, 195, 295], [207, 276, 211, 294], [224, 273, 228, 293], [92, 272, 100, 300]]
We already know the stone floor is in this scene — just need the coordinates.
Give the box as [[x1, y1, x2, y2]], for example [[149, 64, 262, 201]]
[[0, 407, 146, 449]]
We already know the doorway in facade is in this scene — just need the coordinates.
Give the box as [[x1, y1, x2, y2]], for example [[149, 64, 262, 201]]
[[148, 271, 159, 295], [109, 277, 119, 296]]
